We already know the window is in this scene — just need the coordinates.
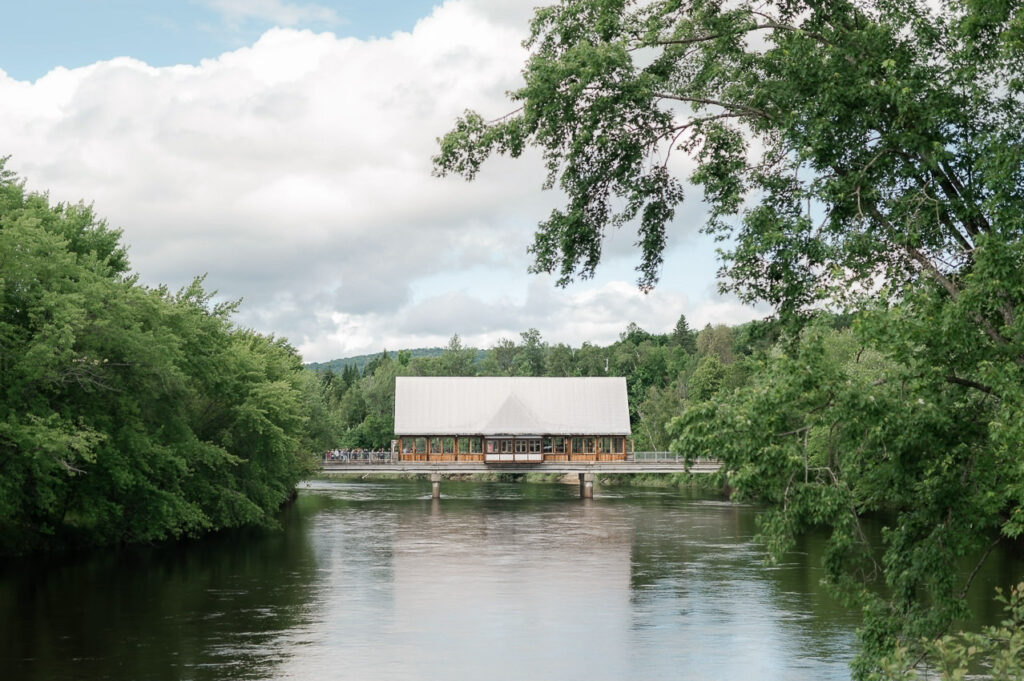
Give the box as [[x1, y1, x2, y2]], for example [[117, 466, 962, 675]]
[[486, 440, 497, 453], [585, 437, 596, 454], [443, 437, 455, 454], [529, 439, 541, 453], [470, 438, 482, 453], [572, 437, 583, 454], [415, 437, 427, 454], [515, 440, 527, 453], [430, 437, 441, 454], [542, 437, 552, 452], [553, 437, 566, 453]]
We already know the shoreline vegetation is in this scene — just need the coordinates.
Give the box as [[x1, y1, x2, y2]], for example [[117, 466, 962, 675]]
[[4, 0, 1024, 673], [2, 153, 748, 559], [0, 159, 319, 556]]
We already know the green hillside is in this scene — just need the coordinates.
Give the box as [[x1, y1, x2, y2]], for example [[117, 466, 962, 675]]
[[306, 348, 444, 374]]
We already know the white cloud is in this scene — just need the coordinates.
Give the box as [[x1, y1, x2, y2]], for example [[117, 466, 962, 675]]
[[0, 0, 762, 362]]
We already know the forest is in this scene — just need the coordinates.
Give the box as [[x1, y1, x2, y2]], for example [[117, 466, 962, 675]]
[[0, 160, 320, 556]]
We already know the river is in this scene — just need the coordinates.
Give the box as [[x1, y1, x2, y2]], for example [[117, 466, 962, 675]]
[[2, 477, 1020, 680]]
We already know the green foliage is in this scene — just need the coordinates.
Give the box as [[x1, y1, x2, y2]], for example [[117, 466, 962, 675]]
[[305, 347, 447, 375], [672, 313, 1021, 677], [872, 583, 1024, 681], [311, 318, 747, 452], [688, 355, 725, 402], [436, 1, 1024, 676], [514, 328, 548, 376], [435, 0, 1024, 317], [671, 314, 697, 354], [634, 383, 686, 451], [0, 161, 314, 554], [438, 334, 478, 376], [486, 337, 520, 375], [696, 324, 735, 363]]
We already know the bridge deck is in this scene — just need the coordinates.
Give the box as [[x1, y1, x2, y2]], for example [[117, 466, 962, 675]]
[[318, 461, 721, 475]]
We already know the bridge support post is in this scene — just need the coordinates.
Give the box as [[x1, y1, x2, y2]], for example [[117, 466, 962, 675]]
[[430, 472, 441, 499], [579, 472, 594, 499]]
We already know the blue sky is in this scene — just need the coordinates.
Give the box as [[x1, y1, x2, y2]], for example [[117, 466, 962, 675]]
[[0, 0, 761, 361], [1, 1, 440, 81]]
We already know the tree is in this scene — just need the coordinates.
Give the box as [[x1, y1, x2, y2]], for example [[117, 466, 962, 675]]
[[687, 354, 724, 402], [545, 343, 578, 377], [362, 349, 390, 378], [435, 2, 1024, 676], [0, 159, 315, 552], [671, 314, 697, 355], [673, 319, 1022, 679], [338, 384, 368, 430], [619, 322, 652, 346], [488, 337, 519, 375], [439, 334, 477, 376], [695, 324, 735, 364], [514, 328, 548, 376], [434, 0, 1023, 324], [634, 383, 686, 451]]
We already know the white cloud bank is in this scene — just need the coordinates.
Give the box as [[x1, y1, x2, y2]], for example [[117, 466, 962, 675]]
[[0, 0, 766, 362]]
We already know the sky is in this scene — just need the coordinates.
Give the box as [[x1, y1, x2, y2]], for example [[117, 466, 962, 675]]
[[0, 0, 768, 362]]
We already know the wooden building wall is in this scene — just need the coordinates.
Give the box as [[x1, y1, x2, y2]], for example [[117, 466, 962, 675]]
[[396, 436, 628, 462]]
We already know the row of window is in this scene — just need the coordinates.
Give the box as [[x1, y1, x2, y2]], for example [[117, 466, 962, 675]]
[[401, 437, 483, 455], [400, 436, 624, 455], [487, 439, 543, 454], [567, 437, 624, 454]]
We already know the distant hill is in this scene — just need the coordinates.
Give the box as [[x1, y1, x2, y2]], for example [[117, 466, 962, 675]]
[[306, 347, 491, 374], [306, 348, 445, 374]]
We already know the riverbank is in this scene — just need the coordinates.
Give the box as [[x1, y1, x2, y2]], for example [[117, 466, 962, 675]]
[[596, 471, 722, 490]]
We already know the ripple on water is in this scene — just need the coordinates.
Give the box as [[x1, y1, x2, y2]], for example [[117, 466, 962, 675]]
[[0, 478, 874, 681]]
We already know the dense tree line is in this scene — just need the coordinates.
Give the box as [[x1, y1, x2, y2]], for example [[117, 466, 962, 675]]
[[6, 0, 1023, 673], [312, 314, 795, 452], [432, 0, 1024, 676], [0, 160, 319, 555]]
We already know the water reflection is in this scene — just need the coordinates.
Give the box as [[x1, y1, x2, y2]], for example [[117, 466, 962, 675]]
[[0, 499, 320, 680], [2, 477, 1018, 681]]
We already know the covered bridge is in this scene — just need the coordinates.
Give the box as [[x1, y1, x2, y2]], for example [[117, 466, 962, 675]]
[[394, 376, 631, 463]]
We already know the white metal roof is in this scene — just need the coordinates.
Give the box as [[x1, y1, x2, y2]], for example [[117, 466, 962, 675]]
[[394, 376, 631, 436]]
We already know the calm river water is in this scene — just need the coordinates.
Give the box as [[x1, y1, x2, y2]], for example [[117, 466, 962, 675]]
[[2, 477, 1021, 681]]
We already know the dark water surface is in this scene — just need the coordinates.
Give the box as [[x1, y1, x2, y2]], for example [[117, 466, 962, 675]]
[[2, 478, 1020, 680]]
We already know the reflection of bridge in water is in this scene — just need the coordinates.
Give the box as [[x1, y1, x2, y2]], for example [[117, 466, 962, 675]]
[[318, 453, 722, 499]]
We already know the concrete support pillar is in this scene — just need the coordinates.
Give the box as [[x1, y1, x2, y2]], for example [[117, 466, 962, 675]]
[[431, 472, 441, 499], [579, 472, 594, 499]]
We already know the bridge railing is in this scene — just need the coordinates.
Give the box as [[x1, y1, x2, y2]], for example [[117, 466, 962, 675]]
[[319, 452, 719, 466], [628, 452, 720, 465], [322, 451, 397, 464]]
